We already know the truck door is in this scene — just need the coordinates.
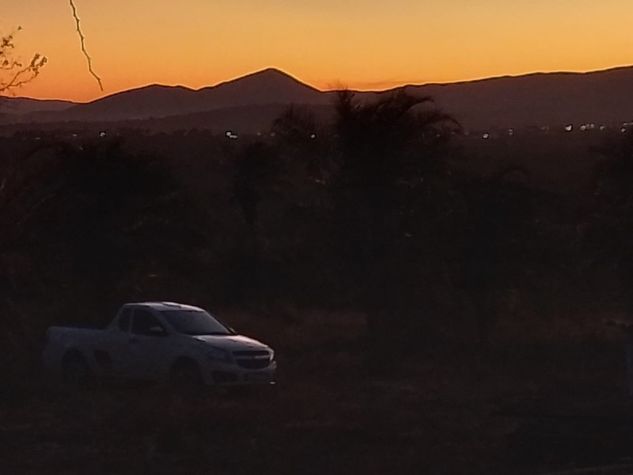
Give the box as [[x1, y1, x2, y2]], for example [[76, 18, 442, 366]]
[[127, 308, 169, 380], [108, 306, 135, 378]]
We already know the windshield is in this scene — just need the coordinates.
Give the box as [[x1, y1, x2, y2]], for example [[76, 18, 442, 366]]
[[161, 310, 234, 336]]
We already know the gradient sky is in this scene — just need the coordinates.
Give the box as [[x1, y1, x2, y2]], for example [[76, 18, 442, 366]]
[[3, 0, 633, 102]]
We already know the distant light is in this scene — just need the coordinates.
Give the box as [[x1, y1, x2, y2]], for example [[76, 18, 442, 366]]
[[99, 131, 107, 138], [225, 130, 238, 140], [580, 125, 587, 132], [310, 133, 317, 139], [600, 125, 607, 131], [622, 127, 628, 133], [564, 125, 573, 132], [507, 128, 514, 137], [482, 133, 489, 140]]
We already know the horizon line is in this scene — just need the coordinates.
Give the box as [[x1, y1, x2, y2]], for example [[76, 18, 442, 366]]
[[6, 62, 633, 105]]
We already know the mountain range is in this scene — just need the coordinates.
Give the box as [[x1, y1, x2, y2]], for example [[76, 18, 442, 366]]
[[2, 66, 633, 132]]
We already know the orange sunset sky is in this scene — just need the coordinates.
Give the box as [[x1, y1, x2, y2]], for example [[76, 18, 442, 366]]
[[3, 0, 633, 103]]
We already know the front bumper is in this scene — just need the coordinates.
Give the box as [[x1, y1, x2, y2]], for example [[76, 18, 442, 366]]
[[202, 360, 277, 386]]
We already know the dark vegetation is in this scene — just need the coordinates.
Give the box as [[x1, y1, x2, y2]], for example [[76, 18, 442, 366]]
[[2, 88, 633, 473]]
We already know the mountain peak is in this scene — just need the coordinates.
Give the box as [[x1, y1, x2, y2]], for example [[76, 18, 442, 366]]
[[235, 67, 297, 80], [209, 67, 319, 92], [253, 67, 292, 77]]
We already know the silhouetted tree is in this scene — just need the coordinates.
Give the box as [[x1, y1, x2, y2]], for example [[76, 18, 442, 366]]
[[0, 137, 179, 358], [231, 141, 282, 294], [0, 138, 70, 358], [332, 89, 459, 347], [591, 130, 633, 312], [272, 105, 328, 183], [0, 28, 46, 94], [232, 142, 281, 235], [460, 166, 533, 348], [1, 3, 97, 95], [272, 105, 318, 146]]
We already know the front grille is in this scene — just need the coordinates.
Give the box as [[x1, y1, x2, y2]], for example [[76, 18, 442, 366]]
[[233, 350, 269, 357], [234, 350, 272, 370], [237, 359, 270, 370]]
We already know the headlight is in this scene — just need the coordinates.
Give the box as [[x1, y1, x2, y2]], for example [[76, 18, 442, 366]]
[[206, 346, 232, 363]]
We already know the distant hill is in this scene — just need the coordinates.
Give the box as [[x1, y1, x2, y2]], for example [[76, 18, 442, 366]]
[[4, 65, 633, 132], [409, 66, 633, 130], [0, 96, 75, 115], [46, 68, 331, 123]]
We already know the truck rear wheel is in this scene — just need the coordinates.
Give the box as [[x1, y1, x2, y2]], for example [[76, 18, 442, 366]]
[[62, 352, 93, 386]]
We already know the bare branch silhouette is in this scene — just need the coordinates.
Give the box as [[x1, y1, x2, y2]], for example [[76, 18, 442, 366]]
[[0, 29, 47, 94], [2, 54, 47, 91], [69, 0, 103, 91]]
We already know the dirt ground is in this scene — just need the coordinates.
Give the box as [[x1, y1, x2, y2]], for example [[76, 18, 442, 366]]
[[2, 311, 633, 475]]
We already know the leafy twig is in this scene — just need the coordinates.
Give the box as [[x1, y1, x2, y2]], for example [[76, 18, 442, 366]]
[[0, 29, 47, 93]]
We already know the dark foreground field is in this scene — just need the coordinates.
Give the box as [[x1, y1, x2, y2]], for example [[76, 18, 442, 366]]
[[2, 310, 633, 475], [3, 103, 633, 473]]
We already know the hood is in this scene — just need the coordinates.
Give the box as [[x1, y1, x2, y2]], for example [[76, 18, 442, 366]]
[[191, 334, 270, 352]]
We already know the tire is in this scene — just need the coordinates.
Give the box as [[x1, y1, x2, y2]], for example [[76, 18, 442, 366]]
[[62, 352, 93, 386], [170, 360, 203, 392]]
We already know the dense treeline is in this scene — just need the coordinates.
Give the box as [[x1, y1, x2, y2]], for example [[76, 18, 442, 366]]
[[1, 91, 631, 371]]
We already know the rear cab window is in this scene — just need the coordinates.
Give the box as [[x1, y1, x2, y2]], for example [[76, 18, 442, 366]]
[[118, 307, 133, 332], [132, 308, 166, 336]]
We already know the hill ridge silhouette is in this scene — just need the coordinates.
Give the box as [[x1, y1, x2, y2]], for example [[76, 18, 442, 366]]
[[4, 65, 633, 130]]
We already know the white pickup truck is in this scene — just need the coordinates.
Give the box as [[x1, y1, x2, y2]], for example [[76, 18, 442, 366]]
[[43, 302, 276, 386]]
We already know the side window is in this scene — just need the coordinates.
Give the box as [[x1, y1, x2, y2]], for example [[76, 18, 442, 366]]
[[118, 307, 132, 332], [132, 309, 166, 336]]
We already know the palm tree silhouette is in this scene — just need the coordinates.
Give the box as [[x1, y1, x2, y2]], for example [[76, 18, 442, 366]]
[[332, 89, 459, 347]]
